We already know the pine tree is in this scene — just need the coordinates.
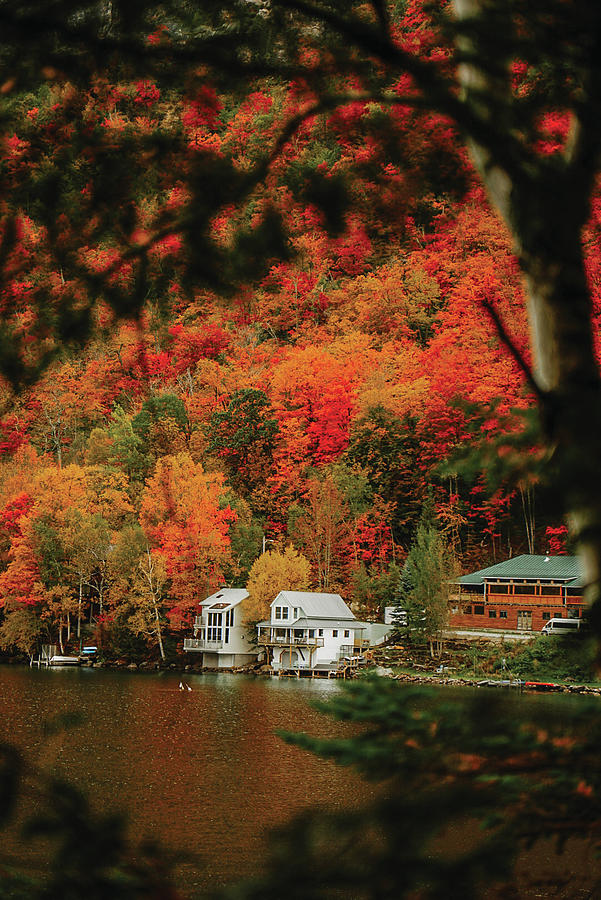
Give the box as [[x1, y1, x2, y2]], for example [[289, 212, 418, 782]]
[[396, 497, 453, 658]]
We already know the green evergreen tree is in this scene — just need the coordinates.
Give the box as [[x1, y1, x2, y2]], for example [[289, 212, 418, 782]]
[[346, 408, 423, 545], [396, 497, 453, 657], [132, 395, 189, 446], [205, 389, 279, 494]]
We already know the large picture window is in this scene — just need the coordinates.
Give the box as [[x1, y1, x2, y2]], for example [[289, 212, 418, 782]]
[[207, 611, 222, 642]]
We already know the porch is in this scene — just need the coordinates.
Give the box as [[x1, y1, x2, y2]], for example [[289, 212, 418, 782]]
[[257, 626, 325, 649]]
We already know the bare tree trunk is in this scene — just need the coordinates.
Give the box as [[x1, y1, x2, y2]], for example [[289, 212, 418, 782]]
[[77, 577, 83, 639], [154, 603, 166, 661], [141, 546, 167, 660], [519, 485, 535, 555]]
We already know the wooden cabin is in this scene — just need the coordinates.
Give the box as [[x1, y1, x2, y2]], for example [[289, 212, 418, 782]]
[[450, 554, 583, 633]]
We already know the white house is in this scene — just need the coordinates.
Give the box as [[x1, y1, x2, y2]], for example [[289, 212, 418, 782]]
[[183, 588, 257, 669], [257, 590, 379, 671]]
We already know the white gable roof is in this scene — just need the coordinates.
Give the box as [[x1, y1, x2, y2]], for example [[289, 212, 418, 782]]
[[273, 591, 355, 620], [200, 588, 248, 610]]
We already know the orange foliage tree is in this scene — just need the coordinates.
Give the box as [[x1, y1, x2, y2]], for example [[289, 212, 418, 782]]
[[139, 453, 237, 627]]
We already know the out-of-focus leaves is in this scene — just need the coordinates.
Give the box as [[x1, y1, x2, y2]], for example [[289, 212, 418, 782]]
[[0, 742, 22, 828]]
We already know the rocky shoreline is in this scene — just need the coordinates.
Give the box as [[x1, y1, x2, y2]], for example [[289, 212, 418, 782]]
[[5, 653, 599, 695], [374, 667, 601, 694]]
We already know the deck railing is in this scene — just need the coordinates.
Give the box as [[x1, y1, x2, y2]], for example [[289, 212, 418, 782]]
[[257, 631, 324, 648], [183, 638, 204, 651], [183, 638, 224, 651]]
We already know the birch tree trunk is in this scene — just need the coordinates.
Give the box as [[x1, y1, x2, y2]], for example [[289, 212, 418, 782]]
[[154, 602, 166, 662], [77, 577, 83, 640]]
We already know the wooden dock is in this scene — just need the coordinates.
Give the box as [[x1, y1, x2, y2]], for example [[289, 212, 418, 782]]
[[276, 664, 354, 679]]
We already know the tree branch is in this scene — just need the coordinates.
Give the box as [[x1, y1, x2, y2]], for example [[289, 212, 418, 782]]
[[479, 297, 546, 404]]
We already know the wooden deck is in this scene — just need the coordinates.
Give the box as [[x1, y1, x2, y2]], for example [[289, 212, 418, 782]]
[[275, 662, 360, 679]]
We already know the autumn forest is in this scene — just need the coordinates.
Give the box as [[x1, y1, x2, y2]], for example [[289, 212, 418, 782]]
[[0, 1, 594, 661]]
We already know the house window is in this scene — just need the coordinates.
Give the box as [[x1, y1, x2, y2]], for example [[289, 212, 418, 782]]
[[293, 607, 299, 617], [333, 629, 338, 637], [308, 629, 315, 638], [541, 586, 562, 596], [555, 612, 562, 618], [344, 630, 350, 638], [499, 611, 508, 619], [464, 606, 472, 615], [318, 629, 324, 637], [489, 584, 509, 594], [275, 606, 289, 620], [474, 605, 485, 615], [207, 611, 222, 642], [542, 611, 550, 621], [488, 610, 497, 618], [514, 584, 536, 595]]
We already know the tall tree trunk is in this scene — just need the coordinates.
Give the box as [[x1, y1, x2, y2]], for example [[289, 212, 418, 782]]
[[519, 485, 535, 555], [522, 239, 601, 620], [454, 0, 601, 637], [154, 602, 166, 661], [77, 577, 83, 639]]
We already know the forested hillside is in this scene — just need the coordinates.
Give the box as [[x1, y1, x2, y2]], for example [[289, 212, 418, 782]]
[[0, 0, 597, 657]]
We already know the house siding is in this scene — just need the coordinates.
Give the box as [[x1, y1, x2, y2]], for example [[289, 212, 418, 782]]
[[450, 567, 583, 633]]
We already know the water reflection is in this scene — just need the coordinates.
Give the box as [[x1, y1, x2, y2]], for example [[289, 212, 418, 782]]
[[0, 668, 371, 893]]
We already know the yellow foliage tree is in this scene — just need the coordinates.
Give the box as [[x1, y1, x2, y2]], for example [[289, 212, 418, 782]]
[[243, 546, 311, 624]]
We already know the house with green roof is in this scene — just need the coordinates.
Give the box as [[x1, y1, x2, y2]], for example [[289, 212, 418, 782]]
[[450, 554, 584, 632]]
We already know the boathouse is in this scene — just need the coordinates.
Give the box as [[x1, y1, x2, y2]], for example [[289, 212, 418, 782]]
[[183, 588, 257, 668], [451, 555, 584, 632]]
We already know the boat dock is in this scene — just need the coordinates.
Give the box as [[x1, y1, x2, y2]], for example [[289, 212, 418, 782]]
[[31, 644, 85, 667], [275, 659, 364, 679]]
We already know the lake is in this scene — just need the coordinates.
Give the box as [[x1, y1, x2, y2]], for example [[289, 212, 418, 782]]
[[0, 665, 372, 896], [3, 665, 601, 899]]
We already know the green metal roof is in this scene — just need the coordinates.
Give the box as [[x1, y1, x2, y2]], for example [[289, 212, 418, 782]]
[[458, 555, 582, 586]]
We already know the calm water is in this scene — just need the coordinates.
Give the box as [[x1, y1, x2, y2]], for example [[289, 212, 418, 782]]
[[0, 666, 372, 895]]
